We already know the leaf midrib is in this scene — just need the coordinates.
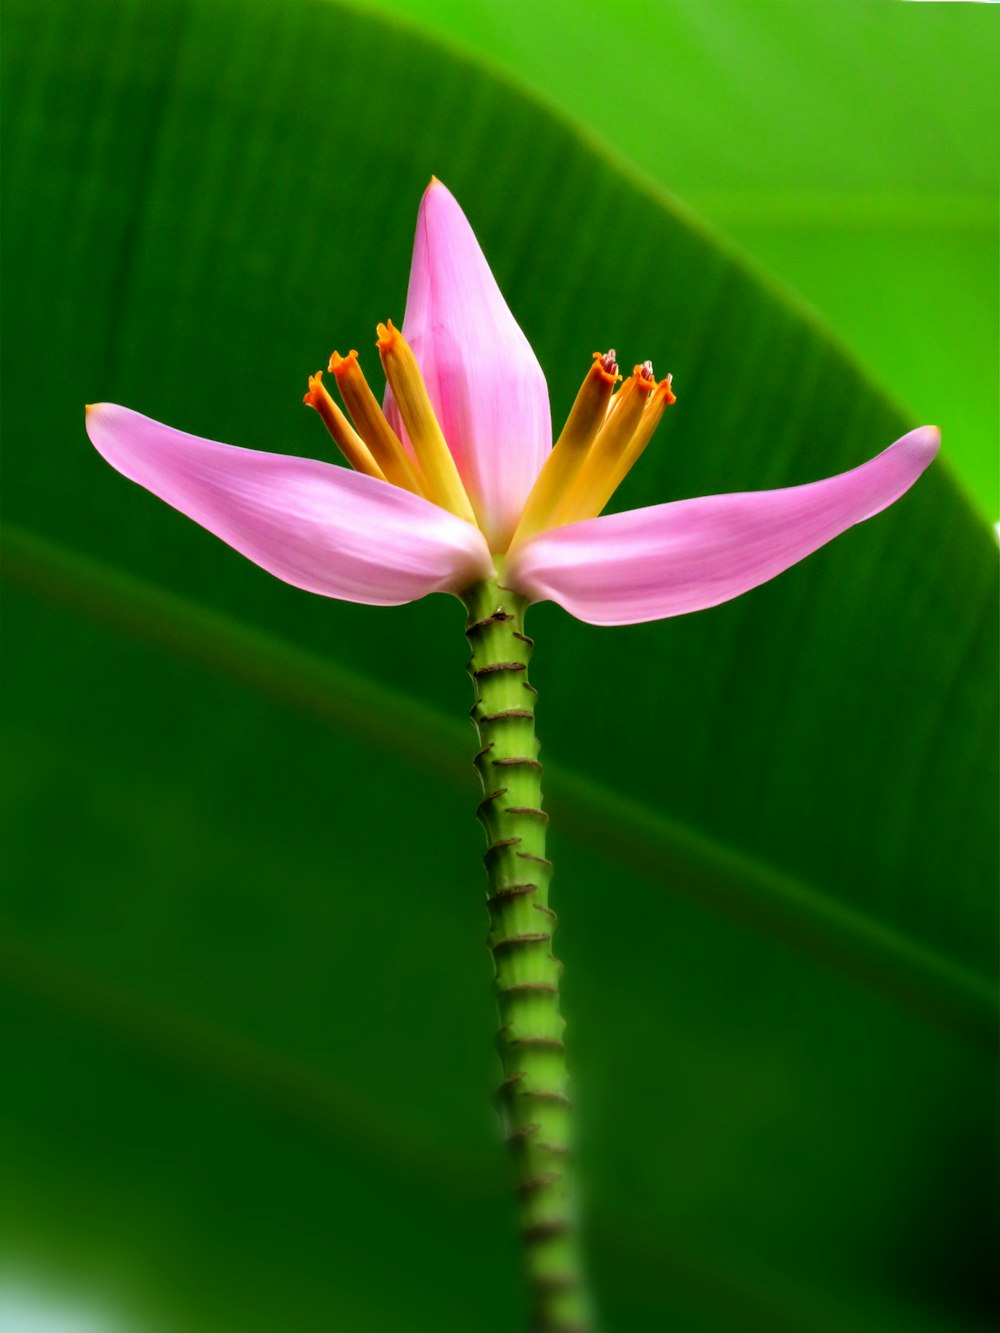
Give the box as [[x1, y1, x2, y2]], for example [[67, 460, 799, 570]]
[[3, 523, 995, 1047]]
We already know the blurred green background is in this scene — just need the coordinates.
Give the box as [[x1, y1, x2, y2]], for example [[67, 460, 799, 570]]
[[363, 0, 999, 523], [1, 2, 997, 1332]]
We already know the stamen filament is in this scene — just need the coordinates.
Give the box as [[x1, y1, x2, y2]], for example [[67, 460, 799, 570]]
[[303, 371, 386, 481], [598, 374, 676, 508], [377, 321, 478, 524], [549, 365, 658, 527], [510, 351, 619, 548], [328, 349, 427, 496]]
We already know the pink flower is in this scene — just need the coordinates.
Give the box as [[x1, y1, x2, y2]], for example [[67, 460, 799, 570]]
[[86, 180, 938, 626]]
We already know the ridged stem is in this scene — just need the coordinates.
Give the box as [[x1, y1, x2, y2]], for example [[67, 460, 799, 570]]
[[463, 567, 592, 1333]]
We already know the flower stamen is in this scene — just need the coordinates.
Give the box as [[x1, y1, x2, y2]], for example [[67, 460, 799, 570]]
[[510, 350, 620, 547], [377, 320, 478, 524], [303, 371, 387, 482], [328, 349, 427, 496], [551, 364, 675, 526], [605, 373, 676, 498]]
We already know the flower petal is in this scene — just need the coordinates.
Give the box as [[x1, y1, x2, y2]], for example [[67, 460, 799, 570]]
[[386, 179, 552, 550], [505, 427, 939, 625], [86, 404, 493, 604]]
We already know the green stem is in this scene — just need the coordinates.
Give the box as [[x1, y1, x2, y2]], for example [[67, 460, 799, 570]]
[[462, 565, 592, 1333]]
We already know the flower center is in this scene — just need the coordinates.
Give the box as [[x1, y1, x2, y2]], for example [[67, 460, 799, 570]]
[[305, 337, 674, 548]]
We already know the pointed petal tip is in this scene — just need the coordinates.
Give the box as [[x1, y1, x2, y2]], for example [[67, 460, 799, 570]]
[[401, 174, 552, 547], [85, 402, 111, 436], [420, 175, 452, 211], [901, 423, 940, 450], [417, 176, 463, 229], [918, 424, 941, 454], [893, 424, 940, 474]]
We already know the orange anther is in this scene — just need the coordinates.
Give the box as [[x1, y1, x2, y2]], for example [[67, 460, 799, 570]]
[[325, 349, 426, 496], [509, 351, 620, 548], [328, 349, 360, 377], [303, 369, 386, 482], [376, 319, 401, 351], [546, 362, 675, 527]]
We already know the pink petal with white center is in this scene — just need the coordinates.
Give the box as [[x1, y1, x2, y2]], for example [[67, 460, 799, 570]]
[[86, 404, 493, 604], [505, 427, 939, 626], [385, 179, 552, 551]]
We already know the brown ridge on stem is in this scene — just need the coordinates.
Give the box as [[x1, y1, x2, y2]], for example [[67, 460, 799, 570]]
[[466, 612, 515, 634], [520, 1090, 572, 1108], [473, 661, 527, 677], [507, 1123, 541, 1149], [491, 933, 552, 954], [515, 1172, 563, 1195], [517, 851, 553, 868], [500, 982, 558, 996], [485, 837, 523, 857], [521, 1219, 571, 1243], [486, 884, 538, 904], [476, 789, 508, 816]]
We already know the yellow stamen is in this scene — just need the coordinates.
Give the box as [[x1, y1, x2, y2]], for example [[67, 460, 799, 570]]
[[551, 364, 672, 526], [510, 350, 620, 547], [304, 371, 386, 482], [328, 349, 426, 496], [600, 374, 675, 504], [376, 321, 477, 524]]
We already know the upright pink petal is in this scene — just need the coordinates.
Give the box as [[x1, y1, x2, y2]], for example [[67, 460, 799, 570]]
[[386, 180, 551, 551], [505, 427, 939, 625], [86, 404, 493, 605]]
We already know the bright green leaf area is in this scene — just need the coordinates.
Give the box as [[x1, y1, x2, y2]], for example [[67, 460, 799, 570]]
[[1, 1, 996, 1332], [360, 0, 1000, 522]]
